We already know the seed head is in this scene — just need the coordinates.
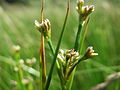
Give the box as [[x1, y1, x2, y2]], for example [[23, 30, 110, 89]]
[[35, 19, 51, 39], [76, 0, 84, 13], [57, 49, 80, 69], [84, 46, 98, 59], [76, 0, 95, 23]]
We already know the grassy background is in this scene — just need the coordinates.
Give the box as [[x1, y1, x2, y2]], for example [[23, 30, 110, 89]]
[[0, 0, 120, 90]]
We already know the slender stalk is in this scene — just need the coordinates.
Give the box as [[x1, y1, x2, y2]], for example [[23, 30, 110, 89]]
[[18, 68, 26, 90], [74, 22, 82, 51], [67, 56, 84, 80], [39, 0, 46, 89], [69, 18, 90, 81], [69, 15, 84, 90], [40, 35, 46, 89], [79, 17, 90, 53], [47, 39, 65, 90], [47, 39, 54, 55], [40, 0, 44, 21], [45, 0, 70, 89]]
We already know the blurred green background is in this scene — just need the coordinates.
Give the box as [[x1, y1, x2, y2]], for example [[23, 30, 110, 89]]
[[0, 0, 120, 90]]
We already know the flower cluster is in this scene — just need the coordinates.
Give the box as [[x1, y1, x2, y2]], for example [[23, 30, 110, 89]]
[[35, 19, 51, 39], [57, 49, 80, 67], [57, 47, 98, 80], [76, 0, 95, 23], [57, 49, 80, 79], [83, 46, 98, 59]]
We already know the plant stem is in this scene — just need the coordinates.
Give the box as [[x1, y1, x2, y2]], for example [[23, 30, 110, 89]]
[[40, 0, 44, 21], [67, 56, 84, 79], [39, 0, 46, 89], [47, 39, 65, 90], [47, 39, 54, 55], [45, 0, 70, 89], [79, 17, 90, 53], [40, 35, 46, 89], [69, 15, 84, 90], [74, 21, 82, 51]]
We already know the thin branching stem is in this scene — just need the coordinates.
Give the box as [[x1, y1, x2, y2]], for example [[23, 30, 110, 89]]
[[45, 0, 70, 90]]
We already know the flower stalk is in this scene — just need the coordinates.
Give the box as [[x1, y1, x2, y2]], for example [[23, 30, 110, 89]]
[[79, 17, 90, 53], [39, 0, 46, 89], [40, 35, 46, 89]]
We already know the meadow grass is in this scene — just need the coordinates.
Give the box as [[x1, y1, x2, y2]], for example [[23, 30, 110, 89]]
[[0, 0, 120, 90]]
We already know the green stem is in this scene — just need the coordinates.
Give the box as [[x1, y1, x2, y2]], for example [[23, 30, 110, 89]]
[[28, 82, 33, 90], [18, 67, 26, 90], [47, 43, 65, 90], [69, 16, 84, 90], [47, 39, 54, 55], [74, 23, 82, 51], [45, 0, 70, 89], [67, 57, 85, 79], [79, 17, 90, 53], [47, 39, 64, 90]]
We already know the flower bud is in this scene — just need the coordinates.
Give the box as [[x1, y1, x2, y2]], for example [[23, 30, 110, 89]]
[[12, 45, 21, 53], [26, 58, 37, 65], [84, 46, 98, 59], [76, 0, 95, 23], [86, 5, 95, 16], [14, 66, 19, 72], [77, 0, 84, 13], [19, 59, 24, 65]]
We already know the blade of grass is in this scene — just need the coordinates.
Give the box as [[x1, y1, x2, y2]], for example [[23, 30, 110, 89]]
[[45, 0, 70, 89]]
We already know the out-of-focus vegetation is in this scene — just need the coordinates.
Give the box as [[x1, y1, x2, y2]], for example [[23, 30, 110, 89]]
[[0, 0, 120, 90], [0, 0, 28, 4]]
